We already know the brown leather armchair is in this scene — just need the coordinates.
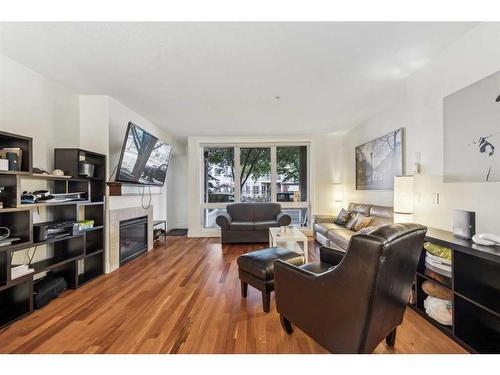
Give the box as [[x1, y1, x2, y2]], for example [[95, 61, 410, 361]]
[[274, 223, 427, 353]]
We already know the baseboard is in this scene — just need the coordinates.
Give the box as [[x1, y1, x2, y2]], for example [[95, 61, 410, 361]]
[[188, 229, 220, 238], [168, 223, 188, 229]]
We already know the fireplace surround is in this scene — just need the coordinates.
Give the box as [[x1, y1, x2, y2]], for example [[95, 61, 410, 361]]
[[119, 216, 148, 265], [108, 205, 153, 272]]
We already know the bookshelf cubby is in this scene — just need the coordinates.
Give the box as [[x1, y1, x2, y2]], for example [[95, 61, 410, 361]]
[[0, 132, 106, 329], [0, 130, 32, 174], [408, 228, 500, 353], [0, 275, 33, 327]]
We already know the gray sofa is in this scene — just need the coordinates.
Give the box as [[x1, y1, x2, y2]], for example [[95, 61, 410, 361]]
[[313, 203, 393, 252], [216, 203, 291, 244]]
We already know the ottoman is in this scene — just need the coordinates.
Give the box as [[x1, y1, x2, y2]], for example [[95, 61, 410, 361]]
[[237, 247, 305, 313]]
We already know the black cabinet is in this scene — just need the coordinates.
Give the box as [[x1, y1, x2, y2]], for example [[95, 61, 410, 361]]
[[0, 138, 107, 329], [409, 228, 500, 353]]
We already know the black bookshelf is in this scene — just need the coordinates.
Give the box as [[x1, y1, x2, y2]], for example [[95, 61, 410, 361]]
[[0, 133, 106, 329], [409, 227, 500, 353]]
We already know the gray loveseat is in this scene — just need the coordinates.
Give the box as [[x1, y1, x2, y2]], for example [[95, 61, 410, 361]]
[[313, 203, 393, 252], [216, 203, 291, 244]]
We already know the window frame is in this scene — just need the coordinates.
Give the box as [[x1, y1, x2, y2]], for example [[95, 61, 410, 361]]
[[200, 142, 311, 228]]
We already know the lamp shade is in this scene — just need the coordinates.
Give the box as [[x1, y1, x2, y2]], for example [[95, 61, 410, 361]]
[[394, 176, 414, 222]]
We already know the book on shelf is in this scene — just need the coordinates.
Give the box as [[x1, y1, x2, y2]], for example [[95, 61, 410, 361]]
[[79, 219, 95, 231], [11, 264, 34, 279], [425, 251, 452, 265], [0, 237, 21, 247]]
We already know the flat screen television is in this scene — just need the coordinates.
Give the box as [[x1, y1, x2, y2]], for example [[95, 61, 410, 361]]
[[116, 122, 173, 186]]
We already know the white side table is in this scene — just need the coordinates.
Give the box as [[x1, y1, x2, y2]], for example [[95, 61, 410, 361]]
[[269, 227, 309, 262]]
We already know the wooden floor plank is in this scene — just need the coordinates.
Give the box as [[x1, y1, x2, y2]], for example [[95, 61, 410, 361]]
[[0, 236, 467, 354]]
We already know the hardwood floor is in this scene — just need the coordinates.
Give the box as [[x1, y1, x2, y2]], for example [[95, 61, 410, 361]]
[[0, 236, 467, 354]]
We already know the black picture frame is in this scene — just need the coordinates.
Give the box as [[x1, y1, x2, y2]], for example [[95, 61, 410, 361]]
[[355, 128, 404, 190]]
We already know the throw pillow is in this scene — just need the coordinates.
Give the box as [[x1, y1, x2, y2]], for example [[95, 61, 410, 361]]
[[334, 208, 351, 226], [345, 212, 361, 230], [354, 216, 373, 232]]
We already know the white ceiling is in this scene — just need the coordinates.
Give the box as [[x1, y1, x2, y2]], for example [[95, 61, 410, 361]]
[[0, 22, 476, 136]]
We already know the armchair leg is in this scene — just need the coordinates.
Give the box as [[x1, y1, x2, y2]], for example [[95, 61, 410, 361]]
[[385, 328, 397, 347], [280, 315, 293, 335], [262, 291, 271, 313], [241, 281, 248, 298]]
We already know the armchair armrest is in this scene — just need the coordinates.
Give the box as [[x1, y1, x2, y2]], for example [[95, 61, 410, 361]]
[[215, 212, 232, 229], [320, 246, 345, 266], [312, 214, 336, 224], [276, 212, 292, 226], [274, 259, 320, 281]]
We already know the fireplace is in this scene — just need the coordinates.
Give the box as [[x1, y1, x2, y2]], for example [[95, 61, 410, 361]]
[[119, 216, 148, 265]]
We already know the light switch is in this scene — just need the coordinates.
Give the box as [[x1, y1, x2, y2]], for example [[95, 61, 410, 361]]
[[432, 193, 440, 205]]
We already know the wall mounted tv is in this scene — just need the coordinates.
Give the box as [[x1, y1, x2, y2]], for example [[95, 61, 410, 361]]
[[116, 122, 173, 186]]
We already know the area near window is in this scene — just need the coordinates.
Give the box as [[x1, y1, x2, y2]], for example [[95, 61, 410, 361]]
[[202, 144, 309, 229]]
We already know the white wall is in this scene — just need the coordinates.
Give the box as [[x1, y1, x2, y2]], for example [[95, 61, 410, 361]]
[[79, 95, 174, 220], [107, 97, 173, 220], [79, 96, 109, 156], [340, 23, 500, 233], [78, 95, 173, 221], [167, 137, 188, 228], [186, 135, 340, 237], [0, 54, 80, 171], [311, 133, 344, 215], [0, 54, 81, 267], [0, 57, 173, 271]]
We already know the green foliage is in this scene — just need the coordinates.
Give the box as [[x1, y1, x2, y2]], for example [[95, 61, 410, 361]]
[[239, 148, 271, 187], [277, 147, 300, 183], [206, 148, 234, 179], [206, 146, 302, 191]]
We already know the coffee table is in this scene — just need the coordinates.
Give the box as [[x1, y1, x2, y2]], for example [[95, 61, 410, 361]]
[[269, 227, 309, 262]]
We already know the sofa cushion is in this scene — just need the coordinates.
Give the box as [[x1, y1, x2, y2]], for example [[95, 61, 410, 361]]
[[353, 216, 373, 231], [328, 228, 355, 250], [237, 247, 305, 281], [334, 208, 351, 226], [345, 212, 367, 230], [230, 221, 255, 231], [370, 217, 392, 227], [348, 203, 371, 216], [369, 205, 394, 221], [253, 203, 281, 221], [357, 225, 378, 234], [254, 220, 280, 231], [314, 222, 344, 237], [227, 204, 255, 222]]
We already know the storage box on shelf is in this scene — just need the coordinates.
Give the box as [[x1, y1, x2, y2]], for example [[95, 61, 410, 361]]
[[0, 130, 33, 175], [408, 227, 500, 354], [0, 136, 106, 329]]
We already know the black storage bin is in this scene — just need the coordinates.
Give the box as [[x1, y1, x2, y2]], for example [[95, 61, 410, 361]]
[[33, 275, 68, 309]]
